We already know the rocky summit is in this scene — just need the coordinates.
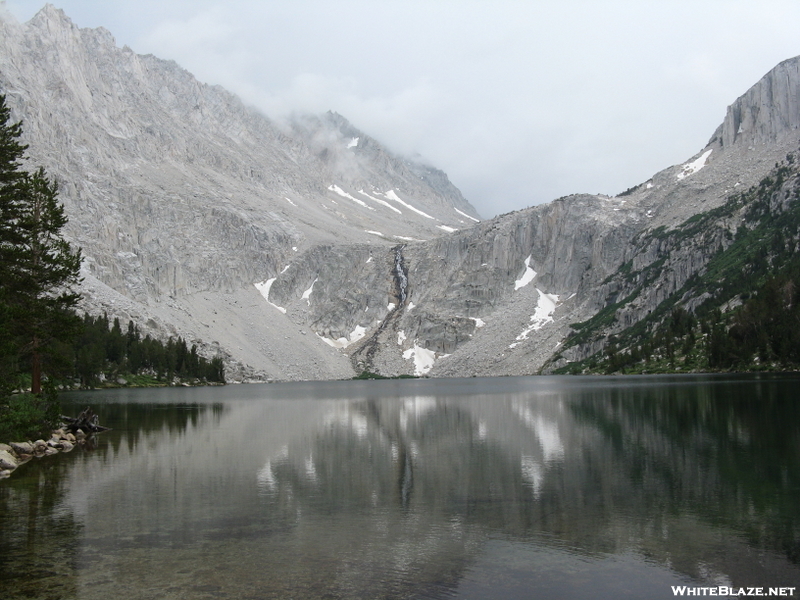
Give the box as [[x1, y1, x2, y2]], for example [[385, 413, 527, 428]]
[[2, 5, 799, 381]]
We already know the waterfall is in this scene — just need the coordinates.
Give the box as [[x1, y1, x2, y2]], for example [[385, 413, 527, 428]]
[[394, 245, 408, 305]]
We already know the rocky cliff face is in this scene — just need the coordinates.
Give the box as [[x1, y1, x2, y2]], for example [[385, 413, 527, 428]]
[[0, 5, 479, 381], [715, 56, 800, 150], [2, 5, 799, 381]]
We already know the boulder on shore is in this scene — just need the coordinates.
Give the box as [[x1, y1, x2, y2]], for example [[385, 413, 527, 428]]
[[1, 408, 110, 479], [9, 441, 34, 455], [0, 449, 19, 470]]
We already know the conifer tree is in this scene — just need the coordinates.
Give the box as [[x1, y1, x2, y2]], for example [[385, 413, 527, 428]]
[[0, 94, 82, 394], [13, 168, 82, 392], [0, 94, 28, 395]]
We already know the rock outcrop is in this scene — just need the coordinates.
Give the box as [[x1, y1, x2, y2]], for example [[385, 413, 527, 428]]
[[715, 56, 800, 150]]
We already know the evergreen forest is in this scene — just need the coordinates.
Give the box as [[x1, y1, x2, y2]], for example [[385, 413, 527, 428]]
[[72, 313, 226, 388]]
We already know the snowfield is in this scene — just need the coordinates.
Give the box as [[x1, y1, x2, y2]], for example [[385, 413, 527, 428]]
[[509, 289, 559, 348], [514, 255, 537, 290], [677, 149, 712, 180], [403, 342, 445, 376]]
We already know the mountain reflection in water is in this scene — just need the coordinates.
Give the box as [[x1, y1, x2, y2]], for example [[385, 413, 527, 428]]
[[1, 375, 798, 600]]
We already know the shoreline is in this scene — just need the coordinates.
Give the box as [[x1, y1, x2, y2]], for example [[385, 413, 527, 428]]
[[0, 426, 90, 479], [54, 374, 227, 392]]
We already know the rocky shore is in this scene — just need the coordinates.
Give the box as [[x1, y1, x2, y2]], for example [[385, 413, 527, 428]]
[[0, 406, 111, 479], [0, 428, 88, 478]]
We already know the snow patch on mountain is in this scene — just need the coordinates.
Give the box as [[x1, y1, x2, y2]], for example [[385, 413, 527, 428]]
[[329, 184, 373, 209], [358, 189, 402, 214], [384, 190, 435, 219], [514, 255, 537, 290], [301, 278, 317, 305], [317, 325, 368, 349], [455, 208, 480, 222], [254, 279, 286, 314], [403, 342, 439, 376], [677, 149, 713, 180], [509, 289, 559, 348]]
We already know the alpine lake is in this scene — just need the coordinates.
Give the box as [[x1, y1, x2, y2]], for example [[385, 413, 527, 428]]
[[1, 374, 799, 599]]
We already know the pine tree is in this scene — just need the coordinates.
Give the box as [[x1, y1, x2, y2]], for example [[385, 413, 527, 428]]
[[0, 94, 82, 394], [0, 94, 28, 395], [13, 168, 82, 392]]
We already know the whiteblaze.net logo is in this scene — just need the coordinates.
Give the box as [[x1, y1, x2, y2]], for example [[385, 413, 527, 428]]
[[672, 587, 796, 597]]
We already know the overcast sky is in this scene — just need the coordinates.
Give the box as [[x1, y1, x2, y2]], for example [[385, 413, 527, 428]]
[[5, 0, 800, 218]]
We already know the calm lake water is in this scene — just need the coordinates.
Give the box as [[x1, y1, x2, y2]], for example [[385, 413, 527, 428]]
[[1, 374, 799, 599]]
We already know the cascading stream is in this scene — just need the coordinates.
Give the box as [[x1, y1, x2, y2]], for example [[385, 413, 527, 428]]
[[394, 245, 408, 306], [349, 245, 409, 374]]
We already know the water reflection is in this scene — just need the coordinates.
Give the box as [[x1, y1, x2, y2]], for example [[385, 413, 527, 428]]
[[1, 375, 798, 599], [247, 376, 799, 596], [0, 459, 82, 599]]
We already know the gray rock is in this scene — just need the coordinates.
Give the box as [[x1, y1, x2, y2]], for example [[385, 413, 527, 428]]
[[0, 450, 18, 470], [9, 441, 34, 455], [716, 56, 800, 150]]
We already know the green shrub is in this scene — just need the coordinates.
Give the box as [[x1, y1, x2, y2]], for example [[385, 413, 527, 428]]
[[0, 389, 61, 442]]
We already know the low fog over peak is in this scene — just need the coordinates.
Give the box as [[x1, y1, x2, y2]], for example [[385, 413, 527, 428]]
[[5, 0, 800, 217]]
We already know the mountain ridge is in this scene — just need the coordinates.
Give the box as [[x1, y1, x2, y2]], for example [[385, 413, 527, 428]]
[[2, 5, 799, 381]]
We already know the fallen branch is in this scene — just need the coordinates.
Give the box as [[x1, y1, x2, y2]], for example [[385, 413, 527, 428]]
[[61, 406, 111, 434]]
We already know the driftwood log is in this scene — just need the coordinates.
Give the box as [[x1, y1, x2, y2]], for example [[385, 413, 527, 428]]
[[61, 406, 111, 435]]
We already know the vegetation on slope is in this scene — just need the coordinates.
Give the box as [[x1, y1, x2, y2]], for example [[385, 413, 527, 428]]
[[554, 152, 800, 374]]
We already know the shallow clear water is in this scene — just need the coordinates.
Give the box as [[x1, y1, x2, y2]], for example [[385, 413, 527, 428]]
[[1, 374, 799, 599]]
